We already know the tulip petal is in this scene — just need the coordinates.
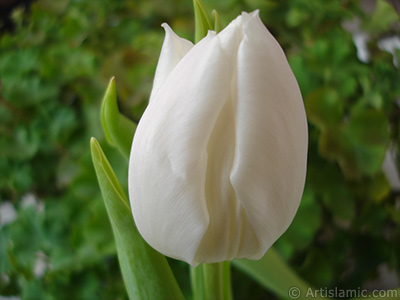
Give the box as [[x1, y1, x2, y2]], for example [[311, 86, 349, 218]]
[[130, 30, 243, 265], [194, 15, 261, 264], [129, 11, 308, 266], [150, 24, 194, 101], [230, 11, 308, 259]]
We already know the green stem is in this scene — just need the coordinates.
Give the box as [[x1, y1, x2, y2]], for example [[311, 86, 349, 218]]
[[203, 263, 224, 300], [221, 261, 233, 300], [191, 265, 205, 300], [191, 262, 232, 300]]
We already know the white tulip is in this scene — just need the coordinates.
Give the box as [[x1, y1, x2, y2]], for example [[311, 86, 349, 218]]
[[128, 11, 308, 266]]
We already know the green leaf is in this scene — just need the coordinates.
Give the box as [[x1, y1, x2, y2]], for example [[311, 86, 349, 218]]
[[305, 88, 343, 129], [90, 137, 185, 300], [364, 0, 399, 33], [353, 172, 390, 202], [233, 247, 329, 300], [341, 109, 389, 177], [193, 0, 213, 43], [275, 188, 322, 258], [101, 77, 137, 159], [211, 10, 222, 33], [314, 107, 389, 178], [299, 248, 335, 287]]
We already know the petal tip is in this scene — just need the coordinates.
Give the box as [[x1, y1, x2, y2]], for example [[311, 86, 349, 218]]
[[241, 10, 261, 23], [161, 22, 172, 32]]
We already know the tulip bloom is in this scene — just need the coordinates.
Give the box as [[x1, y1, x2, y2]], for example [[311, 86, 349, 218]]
[[128, 11, 308, 266]]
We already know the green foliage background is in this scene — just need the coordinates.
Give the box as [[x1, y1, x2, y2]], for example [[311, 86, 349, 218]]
[[0, 0, 399, 299]]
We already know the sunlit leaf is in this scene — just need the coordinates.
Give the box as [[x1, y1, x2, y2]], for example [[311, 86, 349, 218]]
[[101, 78, 137, 159], [90, 137, 185, 300]]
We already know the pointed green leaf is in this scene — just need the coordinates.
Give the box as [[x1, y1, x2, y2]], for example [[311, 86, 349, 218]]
[[193, 0, 213, 43], [90, 137, 185, 300], [233, 247, 328, 300], [101, 77, 137, 159], [211, 10, 222, 33]]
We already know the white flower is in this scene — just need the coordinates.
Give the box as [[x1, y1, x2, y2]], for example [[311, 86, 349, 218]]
[[128, 11, 308, 266]]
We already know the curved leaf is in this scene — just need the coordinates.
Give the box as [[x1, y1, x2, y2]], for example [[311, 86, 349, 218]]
[[193, 0, 212, 43], [233, 247, 328, 300], [101, 77, 136, 159], [90, 137, 185, 300]]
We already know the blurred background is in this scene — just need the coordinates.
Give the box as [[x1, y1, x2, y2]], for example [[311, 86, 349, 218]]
[[0, 0, 399, 299]]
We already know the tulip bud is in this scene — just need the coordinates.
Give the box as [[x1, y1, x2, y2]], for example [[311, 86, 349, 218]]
[[128, 11, 308, 266]]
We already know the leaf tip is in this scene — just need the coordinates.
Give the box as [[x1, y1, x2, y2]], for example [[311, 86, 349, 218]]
[[211, 9, 222, 33], [101, 77, 118, 145], [90, 137, 102, 163], [193, 0, 212, 43], [109, 76, 116, 87]]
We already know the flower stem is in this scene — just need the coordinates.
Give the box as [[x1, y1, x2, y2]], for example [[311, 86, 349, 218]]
[[221, 261, 233, 300], [190, 264, 205, 300], [203, 263, 224, 300], [191, 262, 232, 300]]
